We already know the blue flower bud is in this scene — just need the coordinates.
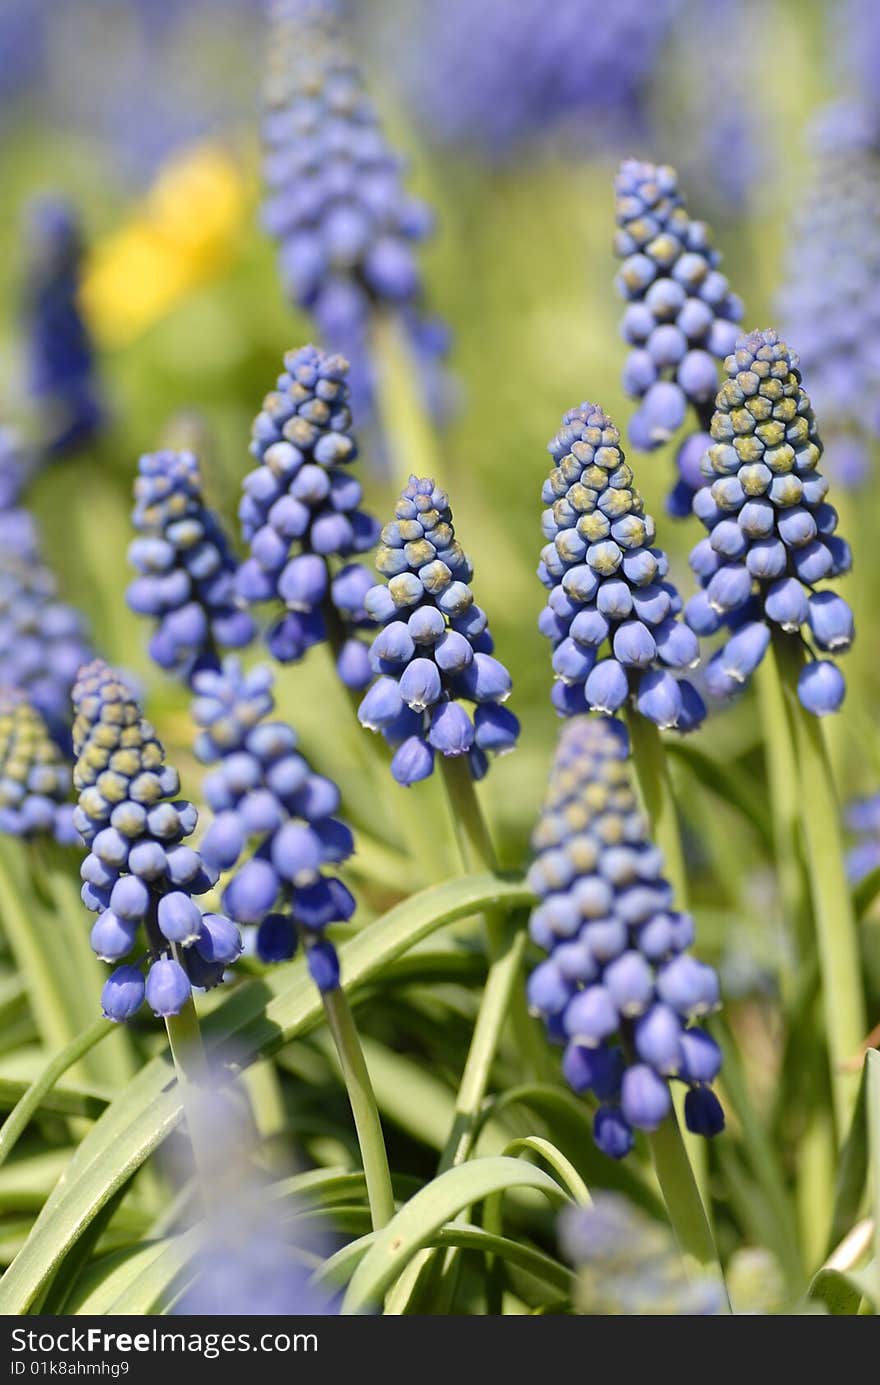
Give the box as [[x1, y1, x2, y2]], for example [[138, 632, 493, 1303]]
[[634, 1003, 683, 1074], [256, 912, 298, 963], [621, 1063, 671, 1131], [145, 957, 192, 1017], [679, 1029, 722, 1084], [307, 940, 341, 993], [195, 914, 243, 967], [157, 891, 203, 946], [797, 659, 846, 716], [391, 735, 435, 786], [807, 592, 854, 652], [90, 911, 138, 963], [593, 1106, 634, 1160], [101, 965, 145, 1023], [684, 1085, 725, 1137], [428, 701, 474, 755]]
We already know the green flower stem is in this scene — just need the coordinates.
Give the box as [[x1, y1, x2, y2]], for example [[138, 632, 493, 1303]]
[[370, 309, 441, 488], [625, 711, 688, 906], [648, 1109, 728, 1301], [771, 630, 866, 1134], [625, 712, 712, 1207], [755, 650, 811, 979], [440, 755, 545, 1076], [0, 1017, 112, 1170], [438, 928, 529, 1171], [162, 972, 217, 1213], [321, 986, 395, 1231]]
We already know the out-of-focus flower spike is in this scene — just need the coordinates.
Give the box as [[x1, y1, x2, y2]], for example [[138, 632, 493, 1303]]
[[262, 0, 449, 425], [22, 197, 103, 456], [614, 160, 744, 514], [0, 690, 78, 844]]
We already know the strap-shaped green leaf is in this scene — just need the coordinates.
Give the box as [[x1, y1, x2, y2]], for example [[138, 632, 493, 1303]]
[[0, 871, 529, 1314], [341, 1155, 569, 1314]]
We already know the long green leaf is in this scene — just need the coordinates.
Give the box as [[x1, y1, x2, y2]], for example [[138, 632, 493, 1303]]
[[318, 1222, 573, 1299], [0, 1019, 113, 1169], [827, 1052, 871, 1253], [0, 872, 529, 1313], [868, 1049, 880, 1306], [810, 1263, 875, 1315], [341, 1156, 569, 1314]]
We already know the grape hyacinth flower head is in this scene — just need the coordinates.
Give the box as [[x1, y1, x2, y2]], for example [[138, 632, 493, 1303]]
[[684, 329, 854, 715], [0, 455, 92, 742], [559, 1194, 723, 1314], [777, 101, 880, 489], [0, 690, 77, 844], [262, 0, 447, 422], [191, 657, 354, 991], [71, 660, 242, 1021], [127, 450, 255, 683], [23, 196, 103, 456], [527, 716, 723, 1159], [237, 344, 378, 691], [614, 160, 744, 515], [385, 0, 680, 162], [538, 403, 704, 731], [357, 475, 520, 785]]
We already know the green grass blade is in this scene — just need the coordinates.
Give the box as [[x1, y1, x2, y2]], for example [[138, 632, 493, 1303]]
[[341, 1156, 569, 1313], [0, 871, 529, 1313]]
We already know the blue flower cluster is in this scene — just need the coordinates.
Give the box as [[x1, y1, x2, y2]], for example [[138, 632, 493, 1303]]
[[126, 450, 255, 682], [0, 433, 92, 742], [538, 403, 704, 731], [386, 0, 679, 160], [236, 344, 379, 690], [71, 660, 242, 1022], [559, 1194, 723, 1315], [684, 329, 854, 716], [23, 197, 103, 456], [262, 0, 447, 423], [777, 102, 880, 489], [526, 716, 724, 1160], [0, 690, 78, 844], [192, 657, 353, 993], [614, 160, 744, 515], [357, 475, 519, 786]]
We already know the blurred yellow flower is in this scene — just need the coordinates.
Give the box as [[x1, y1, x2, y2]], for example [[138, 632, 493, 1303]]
[[81, 143, 250, 347]]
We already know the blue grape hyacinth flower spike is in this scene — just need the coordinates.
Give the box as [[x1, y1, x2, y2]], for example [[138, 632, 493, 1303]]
[[262, 0, 448, 425], [559, 1194, 724, 1314], [778, 102, 880, 490], [0, 690, 78, 844], [71, 660, 242, 1022], [538, 402, 705, 731], [526, 715, 724, 1159], [0, 429, 92, 744], [23, 196, 103, 456], [127, 450, 255, 684], [192, 657, 354, 992], [237, 344, 379, 692], [684, 329, 854, 716], [357, 474, 520, 786], [614, 160, 744, 516]]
